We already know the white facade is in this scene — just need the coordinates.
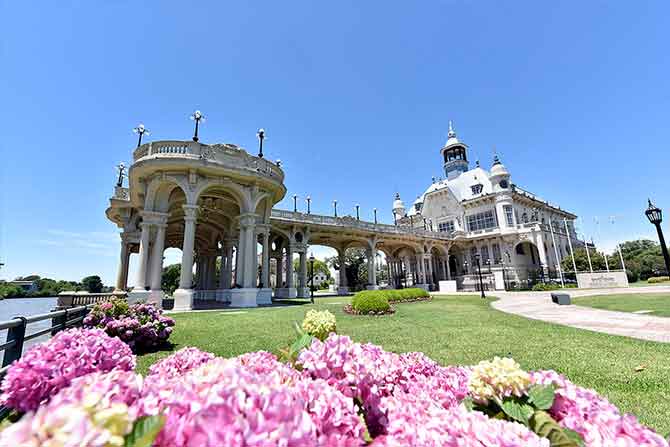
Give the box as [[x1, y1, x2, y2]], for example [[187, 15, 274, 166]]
[[394, 123, 581, 290]]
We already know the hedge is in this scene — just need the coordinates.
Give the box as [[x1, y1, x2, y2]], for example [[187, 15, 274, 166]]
[[647, 276, 670, 284], [351, 288, 430, 314]]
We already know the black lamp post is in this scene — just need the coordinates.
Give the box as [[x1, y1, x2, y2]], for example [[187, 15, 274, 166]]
[[115, 162, 126, 188], [475, 253, 486, 298], [309, 252, 315, 303], [333, 200, 338, 217], [306, 196, 311, 214], [423, 218, 427, 230], [355, 204, 360, 220], [190, 110, 205, 142], [293, 195, 298, 212], [257, 128, 265, 158], [373, 208, 377, 224], [133, 123, 149, 147], [645, 199, 670, 276]]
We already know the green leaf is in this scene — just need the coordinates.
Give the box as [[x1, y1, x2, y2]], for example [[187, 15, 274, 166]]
[[529, 410, 584, 447], [462, 397, 474, 411], [528, 384, 556, 410], [500, 399, 534, 424], [290, 333, 314, 354], [124, 415, 165, 447]]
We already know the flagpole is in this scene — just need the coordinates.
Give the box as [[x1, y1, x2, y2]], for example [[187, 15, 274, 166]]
[[549, 220, 564, 287], [584, 236, 593, 273], [564, 218, 578, 274]]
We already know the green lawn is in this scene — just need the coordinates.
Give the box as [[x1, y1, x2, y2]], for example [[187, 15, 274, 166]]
[[138, 295, 670, 435], [573, 293, 670, 318]]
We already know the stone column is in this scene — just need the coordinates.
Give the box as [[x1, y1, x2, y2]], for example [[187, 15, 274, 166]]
[[446, 256, 452, 280], [286, 245, 295, 289], [298, 251, 308, 297], [276, 255, 284, 288], [535, 233, 549, 273], [148, 222, 167, 304], [366, 248, 379, 290], [174, 204, 198, 311], [337, 248, 348, 295], [115, 238, 130, 292], [261, 231, 270, 288], [133, 222, 152, 291], [229, 213, 259, 307], [219, 244, 227, 289]]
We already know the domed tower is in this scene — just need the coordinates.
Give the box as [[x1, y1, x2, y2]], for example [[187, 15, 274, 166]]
[[392, 192, 406, 218], [440, 121, 469, 180], [490, 154, 511, 193]]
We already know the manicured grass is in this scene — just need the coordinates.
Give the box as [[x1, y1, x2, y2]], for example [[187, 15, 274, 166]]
[[139, 295, 670, 434], [573, 293, 670, 318]]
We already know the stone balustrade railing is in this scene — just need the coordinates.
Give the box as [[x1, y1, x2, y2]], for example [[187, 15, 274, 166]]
[[57, 291, 127, 309], [270, 210, 452, 240], [132, 140, 284, 182]]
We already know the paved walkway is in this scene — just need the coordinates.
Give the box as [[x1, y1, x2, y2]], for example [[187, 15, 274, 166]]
[[491, 286, 670, 343]]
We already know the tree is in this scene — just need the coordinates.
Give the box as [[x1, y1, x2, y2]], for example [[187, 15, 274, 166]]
[[326, 248, 369, 290], [162, 264, 181, 296], [560, 248, 606, 273], [81, 275, 103, 293], [293, 258, 331, 279]]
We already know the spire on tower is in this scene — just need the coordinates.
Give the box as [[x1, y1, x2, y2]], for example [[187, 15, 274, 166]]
[[448, 120, 456, 138]]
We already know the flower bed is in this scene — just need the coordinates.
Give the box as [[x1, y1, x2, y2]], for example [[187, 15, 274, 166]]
[[1, 324, 668, 446], [83, 298, 175, 352], [345, 288, 431, 315]]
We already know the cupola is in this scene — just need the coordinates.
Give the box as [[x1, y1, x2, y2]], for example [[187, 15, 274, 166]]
[[440, 121, 469, 180], [392, 192, 406, 217], [490, 154, 511, 192]]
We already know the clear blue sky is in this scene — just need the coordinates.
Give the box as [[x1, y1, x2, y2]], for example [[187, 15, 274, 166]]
[[2, 1, 669, 285]]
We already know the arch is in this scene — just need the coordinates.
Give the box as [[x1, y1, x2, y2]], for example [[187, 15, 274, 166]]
[[145, 176, 190, 213], [193, 180, 249, 212]]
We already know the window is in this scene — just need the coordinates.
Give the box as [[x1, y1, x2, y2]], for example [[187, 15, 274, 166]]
[[480, 246, 490, 263], [471, 184, 483, 195], [503, 205, 514, 226], [438, 220, 455, 233], [470, 247, 478, 266], [467, 210, 498, 231], [414, 203, 422, 212], [499, 179, 509, 189], [492, 243, 501, 262]]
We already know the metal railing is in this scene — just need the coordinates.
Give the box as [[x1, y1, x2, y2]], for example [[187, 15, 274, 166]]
[[0, 305, 91, 419]]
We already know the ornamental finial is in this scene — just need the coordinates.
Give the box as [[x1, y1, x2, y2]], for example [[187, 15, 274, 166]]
[[448, 120, 456, 138]]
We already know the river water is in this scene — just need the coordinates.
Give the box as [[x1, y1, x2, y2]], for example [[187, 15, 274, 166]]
[[0, 297, 59, 352]]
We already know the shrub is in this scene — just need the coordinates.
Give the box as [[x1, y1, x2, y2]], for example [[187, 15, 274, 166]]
[[0, 328, 135, 413], [301, 309, 337, 341], [84, 298, 175, 352], [351, 291, 391, 314], [627, 268, 639, 283], [647, 276, 670, 284]]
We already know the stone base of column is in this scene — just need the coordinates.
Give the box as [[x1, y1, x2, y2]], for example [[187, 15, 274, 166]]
[[366, 285, 380, 290], [173, 289, 194, 312], [275, 287, 297, 299], [148, 290, 164, 307], [230, 288, 259, 308], [127, 290, 150, 305], [337, 286, 350, 295], [297, 287, 310, 298], [216, 290, 232, 303], [256, 288, 273, 305], [415, 283, 430, 291]]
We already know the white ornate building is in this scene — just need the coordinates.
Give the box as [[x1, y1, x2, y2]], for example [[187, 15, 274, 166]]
[[392, 122, 581, 290], [106, 121, 582, 310]]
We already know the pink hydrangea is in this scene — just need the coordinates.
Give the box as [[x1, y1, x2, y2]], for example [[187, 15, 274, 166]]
[[531, 370, 668, 447], [0, 370, 144, 447], [142, 356, 365, 446], [298, 334, 470, 436], [0, 328, 135, 413], [147, 347, 215, 380]]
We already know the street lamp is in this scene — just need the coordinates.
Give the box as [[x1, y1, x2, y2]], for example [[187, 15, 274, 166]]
[[115, 162, 127, 188], [333, 200, 338, 217], [309, 252, 315, 304], [645, 199, 670, 275], [132, 123, 149, 147], [306, 196, 311, 214], [355, 204, 360, 220], [257, 128, 265, 158], [474, 253, 486, 299], [485, 258, 491, 273], [293, 195, 298, 212], [189, 110, 205, 142], [373, 208, 377, 224]]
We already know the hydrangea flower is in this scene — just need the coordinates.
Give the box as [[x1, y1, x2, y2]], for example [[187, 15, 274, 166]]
[[0, 370, 143, 447], [468, 357, 531, 404], [301, 309, 337, 341], [531, 370, 669, 447], [0, 328, 135, 413], [147, 347, 215, 380]]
